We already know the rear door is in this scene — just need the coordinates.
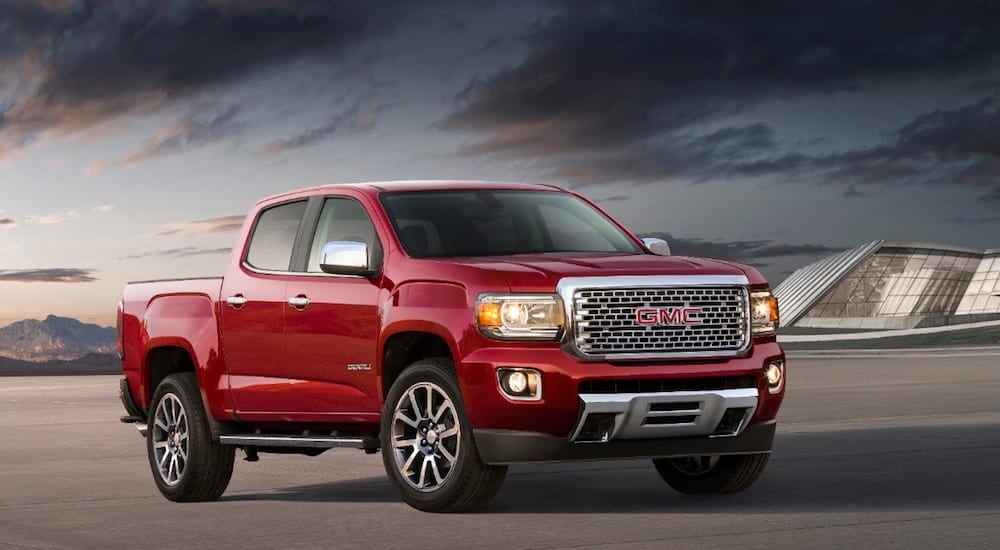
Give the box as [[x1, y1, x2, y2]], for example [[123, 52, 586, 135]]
[[221, 199, 307, 412], [283, 195, 383, 414]]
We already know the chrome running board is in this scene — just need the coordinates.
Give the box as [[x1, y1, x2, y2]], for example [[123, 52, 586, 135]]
[[218, 434, 371, 449]]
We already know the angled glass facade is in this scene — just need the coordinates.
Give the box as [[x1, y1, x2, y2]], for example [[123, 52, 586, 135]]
[[776, 242, 1000, 329], [956, 253, 1000, 315]]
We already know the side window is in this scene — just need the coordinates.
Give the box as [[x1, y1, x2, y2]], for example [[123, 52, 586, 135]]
[[245, 201, 307, 271], [307, 198, 381, 273]]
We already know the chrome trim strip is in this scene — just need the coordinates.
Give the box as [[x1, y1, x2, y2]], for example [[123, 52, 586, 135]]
[[218, 435, 366, 449], [556, 275, 752, 361], [241, 261, 366, 279], [569, 388, 758, 442]]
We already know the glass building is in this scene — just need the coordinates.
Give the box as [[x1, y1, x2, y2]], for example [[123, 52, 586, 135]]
[[776, 241, 1000, 329]]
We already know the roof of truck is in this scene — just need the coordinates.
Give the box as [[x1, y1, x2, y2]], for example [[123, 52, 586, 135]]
[[259, 180, 565, 203]]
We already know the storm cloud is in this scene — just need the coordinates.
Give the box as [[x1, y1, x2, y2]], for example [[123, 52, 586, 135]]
[[443, 1, 1000, 197], [257, 102, 389, 157], [122, 247, 231, 260], [638, 232, 846, 265], [122, 105, 244, 165], [0, 1, 410, 155], [712, 97, 1000, 201], [0, 268, 97, 283], [152, 215, 245, 237]]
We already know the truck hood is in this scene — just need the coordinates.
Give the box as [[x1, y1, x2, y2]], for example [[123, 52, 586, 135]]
[[449, 253, 762, 292]]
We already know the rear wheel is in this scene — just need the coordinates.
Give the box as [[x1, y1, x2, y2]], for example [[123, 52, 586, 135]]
[[147, 373, 235, 501], [652, 453, 770, 495], [380, 357, 507, 512]]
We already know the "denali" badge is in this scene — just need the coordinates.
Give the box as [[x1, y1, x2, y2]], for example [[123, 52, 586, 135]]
[[635, 307, 703, 326]]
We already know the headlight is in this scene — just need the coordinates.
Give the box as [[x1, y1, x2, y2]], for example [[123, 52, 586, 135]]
[[750, 290, 779, 336], [477, 294, 564, 340]]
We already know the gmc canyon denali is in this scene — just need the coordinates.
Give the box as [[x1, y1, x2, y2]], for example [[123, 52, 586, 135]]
[[117, 181, 785, 512]]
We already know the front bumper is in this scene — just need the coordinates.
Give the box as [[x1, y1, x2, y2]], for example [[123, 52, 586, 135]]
[[458, 340, 785, 438], [474, 419, 776, 464]]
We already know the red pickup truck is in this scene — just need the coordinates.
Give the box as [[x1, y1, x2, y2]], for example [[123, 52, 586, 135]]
[[118, 181, 784, 512]]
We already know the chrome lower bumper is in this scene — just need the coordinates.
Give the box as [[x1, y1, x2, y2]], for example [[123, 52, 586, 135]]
[[569, 388, 758, 442]]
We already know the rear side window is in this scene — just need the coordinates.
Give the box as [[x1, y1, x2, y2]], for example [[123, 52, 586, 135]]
[[245, 201, 307, 271]]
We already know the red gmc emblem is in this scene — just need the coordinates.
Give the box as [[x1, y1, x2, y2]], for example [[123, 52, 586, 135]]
[[635, 307, 703, 326]]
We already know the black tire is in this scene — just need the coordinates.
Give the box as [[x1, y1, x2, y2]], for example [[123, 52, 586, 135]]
[[147, 373, 235, 502], [652, 453, 770, 495], [380, 357, 507, 513]]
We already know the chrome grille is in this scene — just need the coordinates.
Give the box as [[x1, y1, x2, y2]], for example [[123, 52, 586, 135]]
[[573, 286, 748, 357]]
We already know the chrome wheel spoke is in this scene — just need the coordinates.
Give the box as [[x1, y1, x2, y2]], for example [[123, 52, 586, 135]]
[[417, 456, 430, 489], [438, 445, 456, 467], [439, 426, 459, 439], [408, 392, 422, 419], [394, 438, 418, 448], [401, 448, 420, 474], [432, 401, 450, 423], [424, 386, 434, 418], [396, 410, 419, 428], [429, 457, 444, 486]]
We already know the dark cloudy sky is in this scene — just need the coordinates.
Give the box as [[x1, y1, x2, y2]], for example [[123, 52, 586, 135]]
[[2, 0, 1000, 325]]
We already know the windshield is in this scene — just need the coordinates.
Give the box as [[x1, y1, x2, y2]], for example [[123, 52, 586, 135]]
[[381, 190, 642, 258]]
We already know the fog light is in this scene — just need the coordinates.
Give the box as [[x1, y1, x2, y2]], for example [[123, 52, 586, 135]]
[[497, 368, 541, 401], [765, 360, 784, 393], [507, 371, 528, 394]]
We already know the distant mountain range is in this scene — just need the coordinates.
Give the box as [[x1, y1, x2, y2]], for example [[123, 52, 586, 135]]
[[0, 352, 120, 376], [0, 315, 115, 361]]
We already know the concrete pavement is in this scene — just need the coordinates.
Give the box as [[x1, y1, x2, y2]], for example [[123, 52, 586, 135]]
[[1, 353, 998, 549]]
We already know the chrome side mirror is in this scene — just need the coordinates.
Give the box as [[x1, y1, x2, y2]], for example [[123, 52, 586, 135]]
[[641, 237, 671, 256], [320, 241, 371, 276]]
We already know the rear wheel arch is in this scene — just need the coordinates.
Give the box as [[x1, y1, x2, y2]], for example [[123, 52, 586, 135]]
[[144, 345, 197, 411]]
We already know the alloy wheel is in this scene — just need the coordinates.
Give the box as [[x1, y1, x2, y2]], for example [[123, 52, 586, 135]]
[[390, 382, 461, 492], [151, 394, 188, 486]]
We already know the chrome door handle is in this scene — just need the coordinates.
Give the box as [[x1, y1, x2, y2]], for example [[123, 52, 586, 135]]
[[287, 295, 311, 309], [226, 295, 248, 308]]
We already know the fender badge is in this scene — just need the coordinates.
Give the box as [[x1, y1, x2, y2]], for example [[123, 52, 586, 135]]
[[347, 363, 372, 371]]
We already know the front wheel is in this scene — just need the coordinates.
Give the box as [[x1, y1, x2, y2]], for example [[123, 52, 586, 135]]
[[652, 453, 770, 495], [147, 373, 235, 501], [380, 357, 507, 512]]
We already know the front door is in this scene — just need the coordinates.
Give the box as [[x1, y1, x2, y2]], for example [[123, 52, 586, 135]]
[[283, 196, 382, 414]]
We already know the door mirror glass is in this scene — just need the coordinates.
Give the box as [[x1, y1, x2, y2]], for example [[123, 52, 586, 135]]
[[641, 237, 671, 256], [320, 241, 371, 276]]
